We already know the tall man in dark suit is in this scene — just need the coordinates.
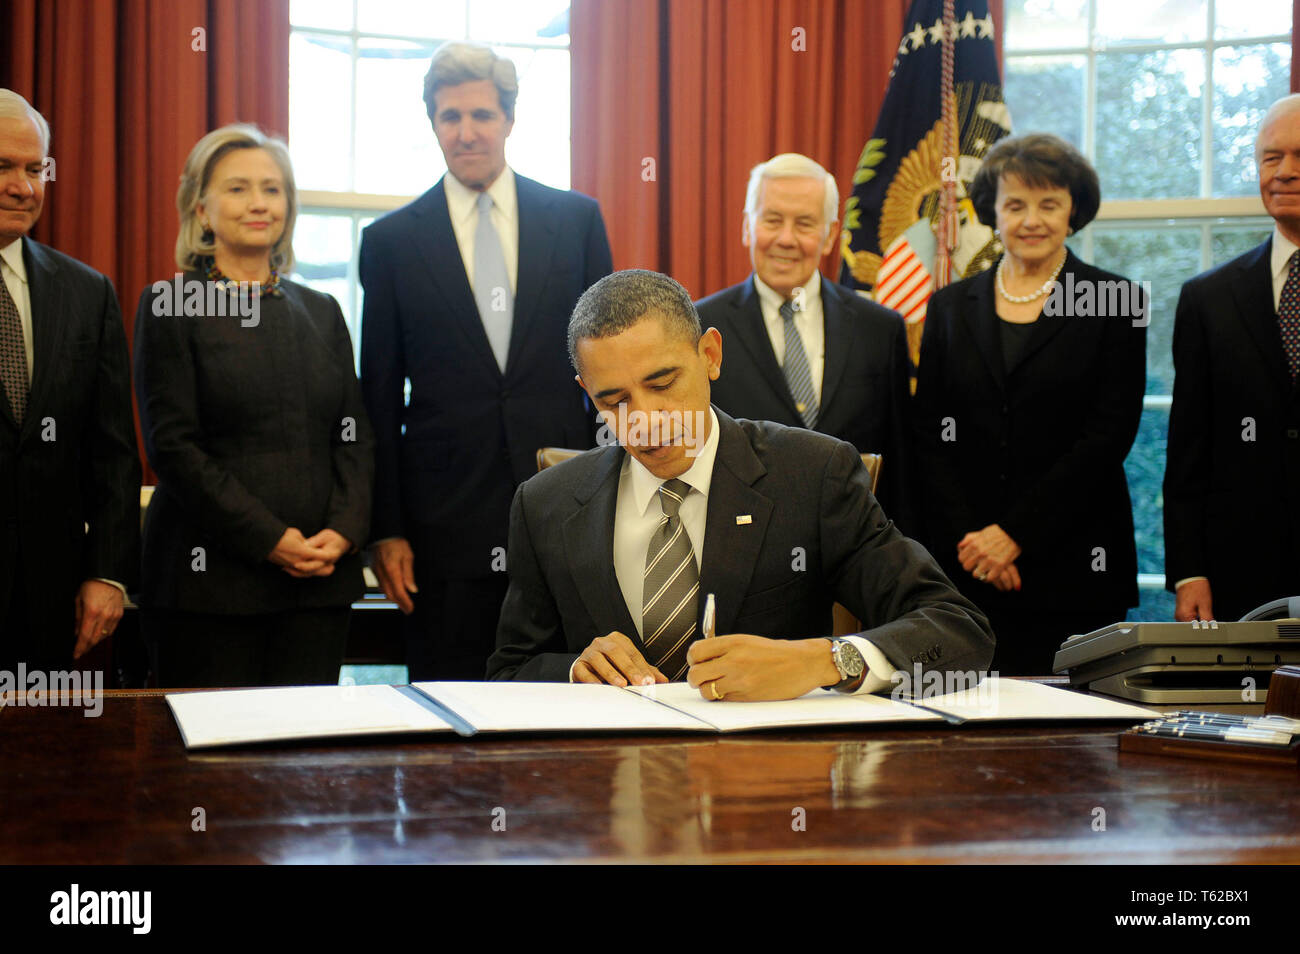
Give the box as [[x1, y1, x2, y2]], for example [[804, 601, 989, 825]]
[[0, 90, 140, 670], [487, 270, 993, 699], [360, 43, 612, 680], [695, 153, 913, 528], [1165, 94, 1300, 622]]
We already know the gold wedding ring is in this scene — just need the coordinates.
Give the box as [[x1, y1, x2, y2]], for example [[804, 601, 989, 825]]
[[710, 681, 723, 700]]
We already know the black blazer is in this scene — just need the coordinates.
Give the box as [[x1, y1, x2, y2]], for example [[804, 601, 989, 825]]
[[486, 409, 994, 682], [359, 173, 612, 577], [133, 274, 374, 612], [696, 275, 913, 529], [0, 238, 140, 660], [1164, 238, 1300, 620], [913, 251, 1145, 613]]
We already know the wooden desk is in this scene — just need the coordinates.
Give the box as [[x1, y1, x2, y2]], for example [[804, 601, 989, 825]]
[[2, 688, 1298, 864]]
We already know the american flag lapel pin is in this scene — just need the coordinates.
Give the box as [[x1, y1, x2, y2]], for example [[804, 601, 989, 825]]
[[736, 515, 753, 525]]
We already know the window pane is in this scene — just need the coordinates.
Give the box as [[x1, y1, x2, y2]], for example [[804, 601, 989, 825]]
[[290, 32, 353, 191], [356, 0, 466, 40], [1005, 0, 1089, 50], [1212, 43, 1290, 197], [355, 38, 443, 195], [468, 0, 570, 45], [1214, 0, 1292, 39], [292, 211, 355, 338], [290, 0, 352, 31], [1210, 220, 1271, 267], [1004, 55, 1084, 147], [1090, 224, 1201, 395], [504, 47, 571, 190], [1123, 405, 1169, 577], [1095, 49, 1205, 199], [1097, 0, 1207, 45]]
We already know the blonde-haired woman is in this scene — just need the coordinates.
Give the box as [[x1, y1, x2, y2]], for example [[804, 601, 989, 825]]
[[134, 124, 374, 687]]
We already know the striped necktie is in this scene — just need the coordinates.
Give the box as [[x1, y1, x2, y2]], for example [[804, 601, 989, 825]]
[[1280, 250, 1300, 385], [0, 274, 28, 426], [779, 298, 818, 427], [642, 478, 699, 681]]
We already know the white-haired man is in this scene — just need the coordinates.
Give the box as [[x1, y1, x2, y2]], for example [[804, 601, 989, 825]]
[[0, 89, 140, 670], [695, 153, 914, 530], [1165, 94, 1300, 622], [359, 42, 613, 680]]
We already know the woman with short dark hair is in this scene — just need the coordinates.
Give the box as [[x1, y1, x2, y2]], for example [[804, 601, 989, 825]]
[[914, 133, 1146, 675]]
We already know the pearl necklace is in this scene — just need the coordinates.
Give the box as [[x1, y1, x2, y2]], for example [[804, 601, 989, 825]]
[[996, 251, 1067, 304]]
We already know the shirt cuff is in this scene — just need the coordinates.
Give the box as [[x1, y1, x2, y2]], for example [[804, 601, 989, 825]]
[[92, 578, 128, 596], [842, 635, 894, 695], [1175, 576, 1209, 589], [568, 658, 579, 683]]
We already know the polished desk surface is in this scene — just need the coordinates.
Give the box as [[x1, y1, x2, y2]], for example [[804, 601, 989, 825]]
[[2, 685, 1298, 864]]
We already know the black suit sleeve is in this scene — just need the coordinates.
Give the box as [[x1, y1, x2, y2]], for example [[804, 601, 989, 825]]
[[485, 480, 579, 681], [322, 296, 375, 550], [133, 287, 287, 565], [999, 296, 1146, 555], [879, 312, 915, 533], [83, 273, 142, 587], [912, 296, 979, 550], [357, 228, 407, 543], [583, 201, 614, 289], [1162, 282, 1211, 585], [820, 440, 995, 675]]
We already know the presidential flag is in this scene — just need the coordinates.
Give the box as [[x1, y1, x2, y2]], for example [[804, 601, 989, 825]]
[[839, 0, 1010, 365]]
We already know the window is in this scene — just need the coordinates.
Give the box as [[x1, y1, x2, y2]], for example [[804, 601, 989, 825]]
[[286, 0, 572, 360], [1003, 0, 1289, 619]]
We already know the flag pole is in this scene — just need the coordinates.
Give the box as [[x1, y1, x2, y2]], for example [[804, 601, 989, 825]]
[[936, 0, 958, 288]]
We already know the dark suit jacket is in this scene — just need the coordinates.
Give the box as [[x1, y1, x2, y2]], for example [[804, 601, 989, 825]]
[[1164, 238, 1300, 620], [0, 238, 140, 662], [696, 275, 913, 529], [133, 274, 374, 612], [486, 409, 994, 682], [359, 173, 612, 578], [913, 251, 1145, 614]]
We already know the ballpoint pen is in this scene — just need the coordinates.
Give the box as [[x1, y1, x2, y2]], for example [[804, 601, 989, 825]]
[[702, 592, 716, 638]]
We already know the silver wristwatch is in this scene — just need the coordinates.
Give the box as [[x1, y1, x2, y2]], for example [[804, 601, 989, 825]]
[[830, 638, 865, 692]]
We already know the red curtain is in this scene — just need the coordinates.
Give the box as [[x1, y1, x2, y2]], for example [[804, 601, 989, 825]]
[[1, 0, 289, 342], [3, 0, 289, 480], [573, 0, 925, 300]]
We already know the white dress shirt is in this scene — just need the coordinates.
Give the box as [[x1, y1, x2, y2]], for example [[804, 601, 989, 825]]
[[0, 237, 35, 376], [1269, 224, 1299, 313], [442, 165, 519, 296], [574, 407, 895, 694], [753, 271, 826, 400]]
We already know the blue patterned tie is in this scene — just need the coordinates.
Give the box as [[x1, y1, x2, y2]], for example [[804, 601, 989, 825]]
[[1280, 251, 1300, 385], [779, 299, 819, 427], [473, 191, 513, 372]]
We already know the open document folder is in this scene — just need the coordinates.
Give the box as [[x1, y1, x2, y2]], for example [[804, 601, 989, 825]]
[[165, 678, 1158, 750]]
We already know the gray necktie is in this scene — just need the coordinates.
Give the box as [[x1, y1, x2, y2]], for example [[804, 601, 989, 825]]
[[779, 298, 818, 428], [0, 275, 29, 426], [473, 191, 513, 372], [642, 478, 700, 681]]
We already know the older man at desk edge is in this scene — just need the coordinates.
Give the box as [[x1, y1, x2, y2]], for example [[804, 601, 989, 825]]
[[486, 270, 994, 700]]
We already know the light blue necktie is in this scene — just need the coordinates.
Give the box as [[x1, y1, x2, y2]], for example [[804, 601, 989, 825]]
[[779, 299, 819, 428], [473, 191, 513, 372]]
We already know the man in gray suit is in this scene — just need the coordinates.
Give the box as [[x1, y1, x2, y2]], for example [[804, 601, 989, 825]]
[[0, 90, 140, 669], [487, 270, 992, 700]]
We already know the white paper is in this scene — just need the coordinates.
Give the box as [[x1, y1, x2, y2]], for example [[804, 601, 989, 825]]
[[625, 681, 945, 732], [165, 684, 455, 749], [914, 677, 1159, 722], [413, 681, 712, 733]]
